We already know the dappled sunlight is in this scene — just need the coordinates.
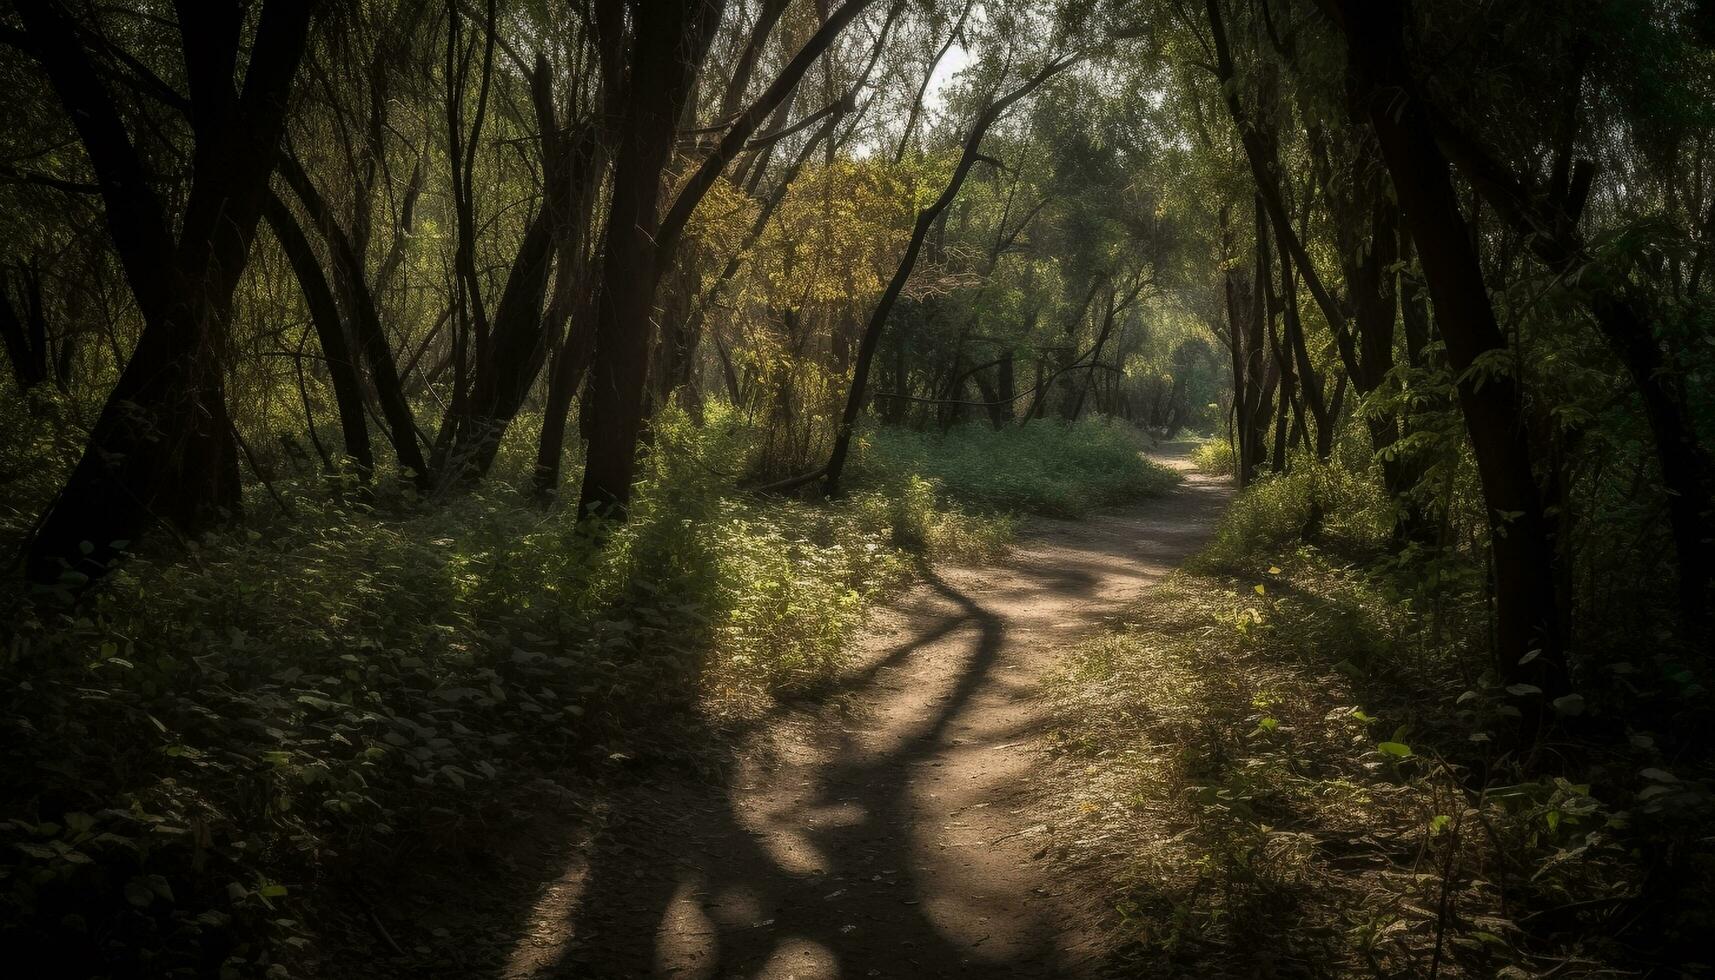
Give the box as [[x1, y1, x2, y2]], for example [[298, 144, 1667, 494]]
[[494, 450, 1228, 977], [754, 936, 842, 978], [505, 856, 592, 976], [5, 0, 1709, 972], [655, 880, 721, 977]]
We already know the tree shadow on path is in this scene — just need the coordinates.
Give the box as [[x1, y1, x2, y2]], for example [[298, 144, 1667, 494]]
[[506, 570, 1074, 979]]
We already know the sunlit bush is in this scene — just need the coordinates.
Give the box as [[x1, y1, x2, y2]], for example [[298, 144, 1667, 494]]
[[1194, 458, 1392, 572], [0, 404, 1110, 973], [1190, 437, 1235, 476]]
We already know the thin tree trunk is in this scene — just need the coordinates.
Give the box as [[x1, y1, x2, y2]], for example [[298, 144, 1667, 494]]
[[279, 153, 427, 487], [824, 56, 1075, 495], [264, 192, 374, 480]]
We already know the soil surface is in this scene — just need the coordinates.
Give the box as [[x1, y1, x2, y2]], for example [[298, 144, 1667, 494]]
[[504, 443, 1231, 978]]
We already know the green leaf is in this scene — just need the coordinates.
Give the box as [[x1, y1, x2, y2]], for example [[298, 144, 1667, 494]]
[[1505, 684, 1542, 697], [1377, 741, 1413, 758], [1552, 694, 1586, 716]]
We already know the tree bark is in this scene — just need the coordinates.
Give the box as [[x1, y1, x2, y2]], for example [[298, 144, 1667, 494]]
[[264, 191, 375, 480], [22, 0, 316, 584], [1326, 0, 1566, 718], [577, 0, 723, 519], [0, 261, 50, 392], [278, 153, 427, 487]]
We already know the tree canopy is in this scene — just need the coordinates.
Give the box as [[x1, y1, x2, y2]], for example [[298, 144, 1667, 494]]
[[2, 0, 1713, 974]]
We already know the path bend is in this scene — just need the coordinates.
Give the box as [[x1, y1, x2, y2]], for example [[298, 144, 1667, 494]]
[[507, 442, 1232, 978]]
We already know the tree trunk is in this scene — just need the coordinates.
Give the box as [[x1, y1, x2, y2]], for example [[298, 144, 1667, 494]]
[[264, 192, 374, 480], [279, 153, 427, 487], [1328, 0, 1566, 718], [0, 262, 50, 391], [22, 0, 315, 584], [823, 56, 1075, 495], [577, 0, 715, 519]]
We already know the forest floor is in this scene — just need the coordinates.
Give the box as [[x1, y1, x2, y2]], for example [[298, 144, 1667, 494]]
[[480, 441, 1232, 978]]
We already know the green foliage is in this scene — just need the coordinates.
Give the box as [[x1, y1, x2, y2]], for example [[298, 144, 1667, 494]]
[[853, 416, 1177, 517], [1044, 454, 1714, 975], [1189, 437, 1235, 476], [0, 406, 1159, 974], [1193, 458, 1393, 571]]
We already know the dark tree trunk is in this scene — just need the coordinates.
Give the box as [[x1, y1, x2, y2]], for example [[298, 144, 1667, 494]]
[[1277, 243, 1333, 459], [264, 192, 374, 480], [1241, 200, 1277, 483], [580, 0, 877, 517], [1328, 0, 1566, 718], [21, 0, 315, 584], [651, 2, 903, 417], [1268, 309, 1295, 474], [1222, 207, 1252, 485], [436, 61, 589, 491], [1424, 89, 1715, 637], [577, 0, 717, 519], [1207, 0, 1361, 384], [533, 0, 626, 498], [279, 154, 427, 487], [0, 261, 51, 391]]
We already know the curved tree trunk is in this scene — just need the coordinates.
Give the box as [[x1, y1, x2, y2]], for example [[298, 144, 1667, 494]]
[[279, 153, 427, 488], [263, 191, 375, 481], [824, 56, 1076, 496]]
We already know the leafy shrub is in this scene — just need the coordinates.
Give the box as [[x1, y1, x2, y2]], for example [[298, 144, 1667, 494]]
[[0, 405, 1015, 976], [5, 401, 1179, 974], [1189, 437, 1235, 476], [1193, 459, 1392, 573]]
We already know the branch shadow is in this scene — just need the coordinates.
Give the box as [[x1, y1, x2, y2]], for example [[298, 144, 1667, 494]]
[[507, 570, 1068, 978]]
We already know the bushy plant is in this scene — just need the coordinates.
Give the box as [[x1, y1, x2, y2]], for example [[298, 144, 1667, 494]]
[[1042, 445, 1713, 975], [1193, 458, 1392, 572], [0, 401, 1087, 974], [1189, 437, 1236, 476]]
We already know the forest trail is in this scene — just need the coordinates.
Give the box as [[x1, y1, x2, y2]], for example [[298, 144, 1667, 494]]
[[505, 442, 1232, 978]]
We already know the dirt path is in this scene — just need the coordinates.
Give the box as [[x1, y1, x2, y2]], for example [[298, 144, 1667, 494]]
[[505, 443, 1231, 978]]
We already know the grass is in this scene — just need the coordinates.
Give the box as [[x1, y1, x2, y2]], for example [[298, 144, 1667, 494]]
[[1037, 453, 1688, 977], [0, 409, 1166, 977], [852, 416, 1178, 517]]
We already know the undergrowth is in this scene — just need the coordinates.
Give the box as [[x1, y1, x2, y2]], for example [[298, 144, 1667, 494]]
[[1189, 437, 1235, 477], [2, 407, 1161, 977], [852, 416, 1177, 516], [1041, 456, 1713, 977]]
